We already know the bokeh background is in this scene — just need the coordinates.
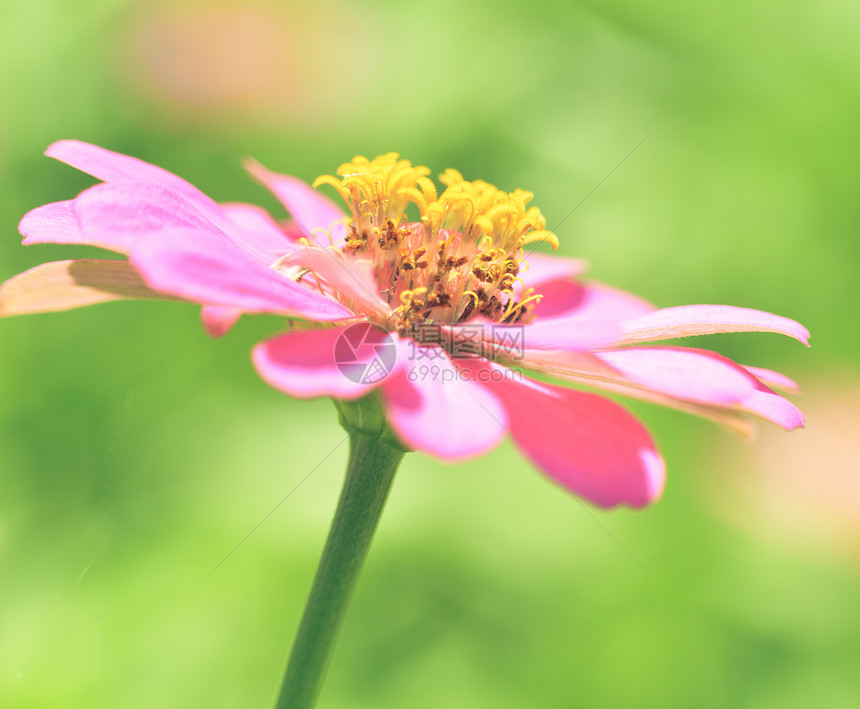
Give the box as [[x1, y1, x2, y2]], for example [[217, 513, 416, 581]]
[[1, 0, 858, 707]]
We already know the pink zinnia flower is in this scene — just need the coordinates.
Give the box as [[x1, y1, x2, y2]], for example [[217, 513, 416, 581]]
[[1, 142, 809, 508]]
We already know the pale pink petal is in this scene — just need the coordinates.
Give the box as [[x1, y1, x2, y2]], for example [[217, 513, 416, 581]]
[[201, 305, 242, 338], [519, 347, 801, 437], [470, 280, 653, 356], [743, 365, 801, 393], [219, 202, 297, 261], [523, 349, 759, 439], [515, 349, 621, 381], [73, 181, 226, 253], [19, 200, 91, 248], [382, 344, 507, 460], [130, 229, 352, 321], [46, 140, 214, 211], [443, 316, 621, 358], [495, 317, 622, 352], [253, 325, 392, 400], [0, 259, 174, 316], [532, 279, 656, 320], [245, 159, 347, 248], [521, 252, 588, 288], [595, 347, 757, 405], [461, 360, 665, 508], [741, 380, 805, 431], [282, 246, 391, 321], [46, 141, 247, 239], [21, 191, 294, 266], [620, 305, 810, 346]]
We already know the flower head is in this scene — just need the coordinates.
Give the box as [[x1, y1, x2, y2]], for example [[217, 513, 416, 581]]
[[1, 141, 810, 508]]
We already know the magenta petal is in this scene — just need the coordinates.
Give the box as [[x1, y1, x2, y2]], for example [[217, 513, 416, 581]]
[[253, 326, 390, 400], [500, 316, 622, 352], [519, 347, 800, 437], [532, 279, 655, 320], [464, 362, 665, 508], [519, 348, 759, 438], [245, 160, 347, 247], [621, 305, 810, 346], [476, 281, 652, 355], [46, 141, 245, 239], [73, 180, 226, 253], [742, 379, 805, 431], [595, 347, 757, 405], [19, 200, 89, 248], [742, 365, 800, 393], [382, 345, 507, 460], [130, 229, 352, 320], [521, 252, 588, 288], [443, 315, 621, 357], [46, 140, 216, 212], [201, 305, 242, 338], [219, 202, 297, 262]]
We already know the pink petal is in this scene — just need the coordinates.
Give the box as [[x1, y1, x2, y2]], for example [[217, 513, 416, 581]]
[[0, 259, 174, 316], [620, 305, 810, 346], [21, 189, 295, 267], [461, 360, 665, 508], [201, 305, 242, 338], [282, 246, 391, 321], [253, 325, 394, 400], [503, 317, 622, 351], [524, 348, 759, 439], [520, 347, 802, 436], [245, 159, 347, 248], [219, 202, 297, 261], [743, 365, 800, 393], [742, 379, 805, 431], [532, 279, 656, 320], [19, 200, 88, 248], [46, 140, 216, 213], [381, 344, 507, 460], [521, 252, 588, 288], [46, 141, 247, 240], [444, 316, 621, 357], [595, 347, 757, 406], [130, 229, 352, 321], [73, 180, 226, 254], [469, 280, 652, 356]]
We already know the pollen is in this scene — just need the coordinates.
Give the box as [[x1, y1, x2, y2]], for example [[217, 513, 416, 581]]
[[312, 154, 556, 335]]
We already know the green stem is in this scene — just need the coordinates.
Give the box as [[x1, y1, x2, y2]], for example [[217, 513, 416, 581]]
[[274, 432, 404, 709]]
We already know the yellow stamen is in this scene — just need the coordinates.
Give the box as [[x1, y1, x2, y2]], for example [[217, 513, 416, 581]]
[[310, 153, 560, 333]]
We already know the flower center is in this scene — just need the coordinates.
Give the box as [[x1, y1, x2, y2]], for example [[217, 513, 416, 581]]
[[313, 153, 558, 334]]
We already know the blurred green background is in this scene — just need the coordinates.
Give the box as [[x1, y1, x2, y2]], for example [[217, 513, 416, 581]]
[[1, 0, 858, 707]]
